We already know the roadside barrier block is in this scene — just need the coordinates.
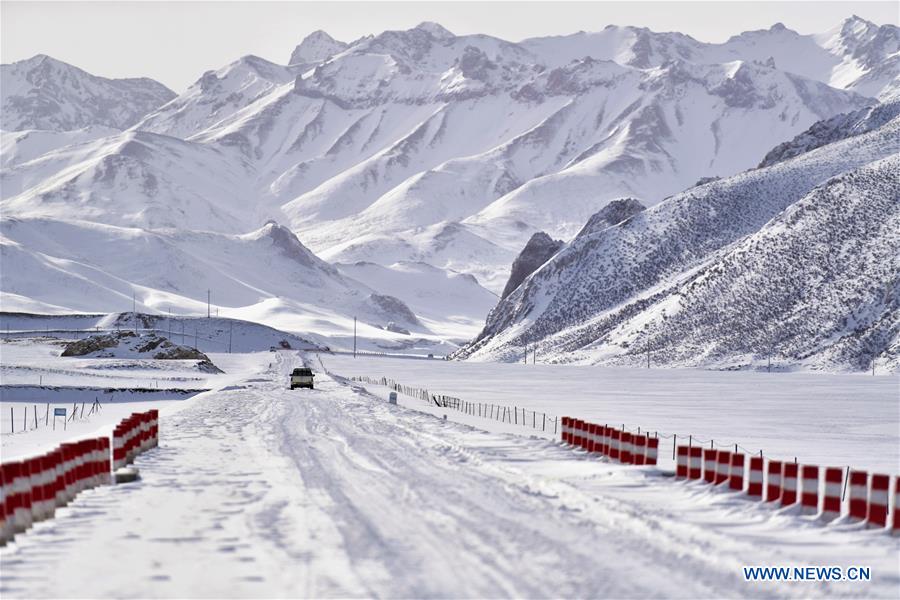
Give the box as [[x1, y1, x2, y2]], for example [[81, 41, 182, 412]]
[[703, 449, 716, 483], [848, 470, 868, 523], [781, 463, 799, 506], [676, 446, 688, 479], [609, 429, 621, 462], [766, 460, 782, 503], [715, 450, 731, 485], [646, 437, 659, 466], [747, 456, 764, 498], [800, 465, 818, 515], [821, 467, 843, 521], [633, 435, 647, 466], [868, 474, 889, 529], [729, 453, 745, 491], [688, 447, 702, 480], [620, 432, 633, 464]]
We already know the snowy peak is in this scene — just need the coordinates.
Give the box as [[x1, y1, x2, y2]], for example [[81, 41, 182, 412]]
[[414, 21, 455, 39], [245, 221, 337, 273], [1, 54, 175, 132], [289, 30, 349, 65]]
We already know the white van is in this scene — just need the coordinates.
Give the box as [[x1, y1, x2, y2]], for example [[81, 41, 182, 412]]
[[290, 367, 315, 390]]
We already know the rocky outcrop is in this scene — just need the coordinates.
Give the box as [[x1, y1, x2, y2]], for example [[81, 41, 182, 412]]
[[575, 198, 646, 239], [500, 232, 564, 299]]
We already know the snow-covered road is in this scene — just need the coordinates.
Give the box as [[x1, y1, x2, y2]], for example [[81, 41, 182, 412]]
[[2, 352, 897, 598]]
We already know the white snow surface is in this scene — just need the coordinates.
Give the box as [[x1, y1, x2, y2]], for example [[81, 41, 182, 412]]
[[1, 351, 897, 598]]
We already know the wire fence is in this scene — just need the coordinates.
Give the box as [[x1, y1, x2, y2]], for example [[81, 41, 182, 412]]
[[349, 375, 560, 434], [4, 398, 104, 434]]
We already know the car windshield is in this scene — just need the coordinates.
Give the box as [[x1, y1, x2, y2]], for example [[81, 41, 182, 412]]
[[293, 369, 312, 375]]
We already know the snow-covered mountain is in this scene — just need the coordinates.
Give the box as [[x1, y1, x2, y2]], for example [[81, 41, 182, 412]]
[[0, 217, 467, 353], [85, 19, 878, 298], [458, 103, 900, 372], [1, 55, 175, 131], [1, 17, 897, 363], [522, 17, 899, 100]]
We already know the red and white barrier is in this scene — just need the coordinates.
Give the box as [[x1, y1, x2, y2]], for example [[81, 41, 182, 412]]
[[729, 453, 744, 491], [689, 447, 702, 480], [587, 423, 598, 453], [609, 429, 621, 462], [747, 456, 764, 499], [800, 465, 818, 515], [766, 460, 782, 503], [573, 419, 584, 449], [715, 451, 731, 485], [868, 474, 889, 529], [1, 410, 159, 545], [112, 411, 158, 469], [620, 432, 633, 464], [645, 437, 659, 466], [781, 463, 798, 507], [821, 467, 843, 522], [703, 449, 716, 484], [848, 470, 868, 523], [676, 446, 688, 479], [553, 415, 898, 535], [633, 435, 647, 466]]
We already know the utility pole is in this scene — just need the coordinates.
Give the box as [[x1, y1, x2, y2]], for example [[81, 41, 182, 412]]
[[229, 321, 233, 354], [168, 307, 172, 339], [207, 290, 210, 319], [195, 328, 198, 350], [181, 322, 185, 345], [646, 345, 650, 369], [353, 316, 357, 358], [133, 292, 137, 334]]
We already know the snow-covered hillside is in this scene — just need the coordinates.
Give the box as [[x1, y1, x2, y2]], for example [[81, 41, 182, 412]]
[[1, 55, 175, 131], [0, 219, 467, 353], [1, 17, 898, 361], [459, 104, 900, 372]]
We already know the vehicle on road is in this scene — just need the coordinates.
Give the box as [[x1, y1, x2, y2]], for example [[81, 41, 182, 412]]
[[290, 367, 315, 390]]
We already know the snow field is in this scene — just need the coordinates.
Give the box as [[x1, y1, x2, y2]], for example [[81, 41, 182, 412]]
[[0, 351, 897, 598], [323, 354, 900, 474]]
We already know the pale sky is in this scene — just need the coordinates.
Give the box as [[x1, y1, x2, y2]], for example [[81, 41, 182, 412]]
[[2, 1, 897, 92]]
